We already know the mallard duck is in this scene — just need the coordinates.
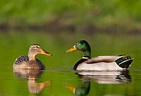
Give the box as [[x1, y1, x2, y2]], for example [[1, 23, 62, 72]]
[[13, 44, 52, 70], [66, 40, 133, 71]]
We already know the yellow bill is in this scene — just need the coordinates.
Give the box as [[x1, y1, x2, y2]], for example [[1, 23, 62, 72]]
[[41, 50, 52, 56], [66, 45, 77, 53]]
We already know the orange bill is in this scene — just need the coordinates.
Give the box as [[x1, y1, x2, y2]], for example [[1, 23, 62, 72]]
[[66, 45, 77, 53]]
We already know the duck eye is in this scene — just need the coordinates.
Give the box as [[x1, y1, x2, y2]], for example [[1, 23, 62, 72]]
[[35, 45, 40, 48]]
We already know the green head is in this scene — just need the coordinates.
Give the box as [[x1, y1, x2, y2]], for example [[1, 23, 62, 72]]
[[66, 40, 91, 58]]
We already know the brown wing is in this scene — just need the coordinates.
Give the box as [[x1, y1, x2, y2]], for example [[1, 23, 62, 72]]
[[14, 56, 29, 65]]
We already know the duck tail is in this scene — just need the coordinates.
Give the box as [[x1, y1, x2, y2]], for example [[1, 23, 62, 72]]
[[115, 56, 133, 68]]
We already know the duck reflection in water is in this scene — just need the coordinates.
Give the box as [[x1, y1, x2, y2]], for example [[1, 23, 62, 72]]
[[67, 78, 90, 96], [28, 77, 51, 94], [13, 68, 51, 94], [66, 70, 131, 96], [77, 70, 131, 84]]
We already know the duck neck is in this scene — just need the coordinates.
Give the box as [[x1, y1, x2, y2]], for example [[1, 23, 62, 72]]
[[28, 52, 36, 60], [83, 50, 91, 58], [82, 42, 91, 58]]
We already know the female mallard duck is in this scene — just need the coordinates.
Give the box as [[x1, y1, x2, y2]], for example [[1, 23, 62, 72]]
[[66, 40, 133, 71], [13, 44, 52, 70]]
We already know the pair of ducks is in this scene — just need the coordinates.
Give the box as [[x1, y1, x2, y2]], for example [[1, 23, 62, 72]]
[[13, 40, 133, 71]]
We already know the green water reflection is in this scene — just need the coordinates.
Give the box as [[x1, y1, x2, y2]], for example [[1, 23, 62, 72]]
[[0, 31, 141, 96], [13, 68, 133, 96], [14, 68, 51, 94]]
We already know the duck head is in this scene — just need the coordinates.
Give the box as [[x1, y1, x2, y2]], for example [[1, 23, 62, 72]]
[[66, 40, 91, 58], [28, 44, 52, 60]]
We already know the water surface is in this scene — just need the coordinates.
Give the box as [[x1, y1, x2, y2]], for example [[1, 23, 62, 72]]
[[0, 31, 141, 96]]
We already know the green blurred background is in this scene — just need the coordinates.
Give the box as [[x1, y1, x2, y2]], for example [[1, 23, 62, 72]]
[[0, 0, 141, 96], [0, 0, 141, 33]]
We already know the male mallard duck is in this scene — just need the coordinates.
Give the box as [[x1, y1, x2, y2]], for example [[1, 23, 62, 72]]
[[66, 40, 133, 71], [13, 44, 52, 70]]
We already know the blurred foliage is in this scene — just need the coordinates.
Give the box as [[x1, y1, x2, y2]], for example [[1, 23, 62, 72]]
[[0, 0, 141, 30]]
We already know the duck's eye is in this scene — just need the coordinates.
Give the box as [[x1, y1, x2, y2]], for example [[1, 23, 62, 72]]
[[35, 45, 40, 48]]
